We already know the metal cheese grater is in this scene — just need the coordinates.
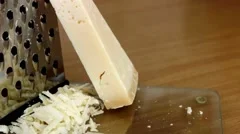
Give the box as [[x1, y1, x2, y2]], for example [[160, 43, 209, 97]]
[[0, 0, 64, 118]]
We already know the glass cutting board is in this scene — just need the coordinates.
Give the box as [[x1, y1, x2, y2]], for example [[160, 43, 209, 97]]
[[96, 87, 223, 134]]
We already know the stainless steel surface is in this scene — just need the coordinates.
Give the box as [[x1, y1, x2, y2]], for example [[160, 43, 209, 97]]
[[0, 0, 64, 78], [0, 0, 64, 118]]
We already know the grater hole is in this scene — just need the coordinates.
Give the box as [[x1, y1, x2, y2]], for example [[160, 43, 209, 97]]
[[24, 39, 31, 49], [41, 66, 47, 76], [28, 20, 35, 29], [7, 10, 13, 20], [48, 28, 54, 37], [11, 46, 17, 56], [40, 14, 47, 24], [30, 73, 34, 77], [20, 5, 26, 14], [20, 60, 26, 70], [29, 73, 34, 82], [15, 81, 22, 90], [15, 26, 22, 35], [6, 67, 13, 74], [32, 54, 39, 63], [0, 52, 4, 62], [1, 88, 8, 98], [32, 0, 38, 9], [0, 0, 4, 4], [44, 0, 50, 4], [45, 47, 50, 56], [53, 60, 58, 69], [36, 34, 43, 43], [2, 31, 9, 41]]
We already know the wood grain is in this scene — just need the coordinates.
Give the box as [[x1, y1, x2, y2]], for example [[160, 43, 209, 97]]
[[59, 0, 240, 133]]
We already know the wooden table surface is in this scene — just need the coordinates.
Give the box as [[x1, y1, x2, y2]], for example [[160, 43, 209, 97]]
[[59, 0, 240, 133]]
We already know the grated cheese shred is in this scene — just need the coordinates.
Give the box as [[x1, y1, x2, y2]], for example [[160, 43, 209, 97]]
[[2, 84, 104, 134]]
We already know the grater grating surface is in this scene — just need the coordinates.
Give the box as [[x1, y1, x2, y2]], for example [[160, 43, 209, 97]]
[[0, 0, 64, 118]]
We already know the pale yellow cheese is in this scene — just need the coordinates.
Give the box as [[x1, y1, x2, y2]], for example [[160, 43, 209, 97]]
[[50, 0, 138, 109]]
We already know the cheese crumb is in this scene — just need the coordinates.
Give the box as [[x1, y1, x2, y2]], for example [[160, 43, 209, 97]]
[[170, 123, 173, 126], [199, 111, 203, 115], [179, 105, 183, 108], [186, 107, 192, 115], [147, 125, 151, 128]]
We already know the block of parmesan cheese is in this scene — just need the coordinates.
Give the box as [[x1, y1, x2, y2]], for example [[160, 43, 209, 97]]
[[50, 0, 138, 109]]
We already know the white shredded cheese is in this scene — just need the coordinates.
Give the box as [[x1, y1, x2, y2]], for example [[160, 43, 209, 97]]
[[0, 125, 9, 134], [186, 107, 192, 115], [5, 84, 104, 134]]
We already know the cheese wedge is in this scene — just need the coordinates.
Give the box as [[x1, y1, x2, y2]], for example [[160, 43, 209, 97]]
[[50, 0, 138, 109]]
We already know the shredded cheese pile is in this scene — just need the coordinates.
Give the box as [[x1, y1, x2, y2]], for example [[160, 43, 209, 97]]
[[4, 84, 104, 134]]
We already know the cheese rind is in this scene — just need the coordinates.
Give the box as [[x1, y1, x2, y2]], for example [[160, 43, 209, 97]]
[[50, 0, 138, 109]]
